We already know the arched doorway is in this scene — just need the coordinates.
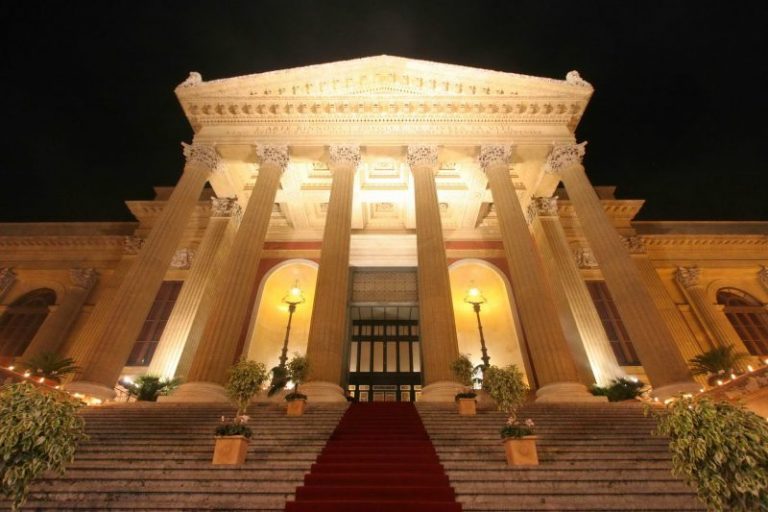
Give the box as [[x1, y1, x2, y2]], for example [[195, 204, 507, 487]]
[[717, 288, 768, 356], [0, 288, 56, 362]]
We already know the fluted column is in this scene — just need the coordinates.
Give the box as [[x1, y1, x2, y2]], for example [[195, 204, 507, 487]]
[[533, 197, 623, 386], [171, 145, 288, 402], [147, 197, 240, 379], [480, 145, 597, 402], [624, 237, 704, 364], [302, 145, 360, 402], [675, 266, 753, 358], [66, 144, 219, 400], [546, 143, 698, 400], [408, 145, 462, 401], [759, 266, 768, 293], [22, 269, 98, 359], [0, 268, 17, 301]]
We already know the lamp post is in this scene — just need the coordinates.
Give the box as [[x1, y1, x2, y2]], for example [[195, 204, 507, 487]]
[[278, 281, 305, 368], [464, 286, 490, 368]]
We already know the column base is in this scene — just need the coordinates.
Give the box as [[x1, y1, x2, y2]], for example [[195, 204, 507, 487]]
[[651, 381, 702, 402], [299, 381, 347, 402], [535, 382, 607, 403], [64, 381, 117, 402], [420, 381, 465, 402], [160, 381, 229, 403]]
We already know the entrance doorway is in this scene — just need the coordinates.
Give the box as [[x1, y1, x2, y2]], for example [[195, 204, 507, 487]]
[[347, 306, 422, 402]]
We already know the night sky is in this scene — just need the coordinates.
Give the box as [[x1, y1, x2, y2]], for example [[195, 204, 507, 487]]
[[1, 1, 767, 223]]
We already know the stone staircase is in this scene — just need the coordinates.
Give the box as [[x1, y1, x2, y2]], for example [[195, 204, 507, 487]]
[[417, 402, 705, 512], [12, 402, 347, 511]]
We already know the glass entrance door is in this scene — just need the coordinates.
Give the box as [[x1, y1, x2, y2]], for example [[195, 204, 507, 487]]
[[347, 306, 422, 402]]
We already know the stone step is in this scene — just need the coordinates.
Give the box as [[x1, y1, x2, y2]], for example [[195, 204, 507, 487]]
[[456, 493, 703, 511]]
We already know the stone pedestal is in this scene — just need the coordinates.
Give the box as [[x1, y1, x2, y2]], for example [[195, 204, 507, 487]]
[[420, 381, 465, 402], [299, 381, 347, 402]]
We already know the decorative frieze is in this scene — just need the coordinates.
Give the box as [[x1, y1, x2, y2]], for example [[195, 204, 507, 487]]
[[70, 268, 98, 289], [256, 144, 290, 169], [406, 145, 439, 169], [675, 266, 701, 289], [352, 270, 418, 303], [573, 247, 598, 269], [123, 236, 145, 255], [542, 142, 587, 174], [621, 235, 646, 254], [170, 248, 195, 270], [478, 145, 512, 170], [181, 142, 221, 173], [328, 144, 361, 168]]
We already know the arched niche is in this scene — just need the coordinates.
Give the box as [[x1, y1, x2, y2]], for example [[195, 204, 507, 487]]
[[448, 259, 529, 384], [244, 260, 318, 370]]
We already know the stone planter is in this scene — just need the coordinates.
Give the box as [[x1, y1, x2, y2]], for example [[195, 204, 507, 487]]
[[286, 398, 306, 416], [457, 397, 477, 416], [503, 435, 539, 466], [212, 435, 248, 465]]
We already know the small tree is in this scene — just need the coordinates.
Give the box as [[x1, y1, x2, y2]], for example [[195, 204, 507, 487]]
[[18, 352, 81, 384], [126, 375, 181, 401], [483, 364, 529, 416], [650, 396, 768, 511], [286, 354, 309, 399], [0, 383, 88, 510], [451, 354, 474, 388], [225, 359, 268, 415]]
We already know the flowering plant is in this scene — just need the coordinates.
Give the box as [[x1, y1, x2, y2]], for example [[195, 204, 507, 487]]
[[215, 414, 252, 438], [500, 417, 535, 439]]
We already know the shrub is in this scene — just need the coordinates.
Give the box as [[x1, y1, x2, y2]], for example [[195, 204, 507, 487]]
[[126, 375, 181, 401], [500, 418, 535, 439], [649, 396, 768, 511], [287, 354, 309, 395], [18, 352, 81, 384], [689, 344, 750, 380], [215, 415, 252, 438], [451, 355, 474, 388], [482, 364, 528, 415], [0, 383, 88, 511], [591, 377, 646, 402], [225, 359, 268, 415]]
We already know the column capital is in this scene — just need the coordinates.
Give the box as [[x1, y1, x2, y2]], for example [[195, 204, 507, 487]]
[[123, 235, 145, 255], [478, 145, 512, 170], [573, 247, 599, 269], [621, 235, 646, 254], [675, 266, 701, 289], [256, 144, 290, 170], [328, 144, 361, 168], [70, 268, 98, 289], [181, 142, 221, 172], [406, 144, 438, 169], [542, 142, 587, 174], [534, 196, 559, 217], [210, 196, 240, 218], [170, 248, 195, 270]]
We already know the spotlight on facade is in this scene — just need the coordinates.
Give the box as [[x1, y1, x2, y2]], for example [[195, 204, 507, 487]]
[[464, 285, 490, 368]]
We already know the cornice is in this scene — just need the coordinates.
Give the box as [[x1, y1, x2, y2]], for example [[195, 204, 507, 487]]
[[640, 234, 768, 249], [126, 201, 212, 221], [556, 200, 645, 220], [0, 235, 126, 250]]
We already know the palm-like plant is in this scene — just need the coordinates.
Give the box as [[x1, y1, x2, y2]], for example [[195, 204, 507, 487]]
[[18, 352, 81, 384], [688, 344, 750, 380], [126, 375, 181, 401]]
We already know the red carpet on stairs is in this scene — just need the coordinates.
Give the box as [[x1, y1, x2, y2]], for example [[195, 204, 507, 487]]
[[285, 402, 462, 512]]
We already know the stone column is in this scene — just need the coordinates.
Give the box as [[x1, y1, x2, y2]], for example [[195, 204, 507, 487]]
[[624, 237, 704, 364], [66, 143, 219, 401], [533, 197, 623, 386], [480, 145, 597, 402], [303, 145, 360, 402], [147, 197, 239, 379], [408, 145, 462, 401], [546, 143, 698, 400], [759, 266, 768, 293], [171, 145, 288, 402], [675, 266, 753, 357], [0, 268, 16, 301], [22, 269, 98, 359]]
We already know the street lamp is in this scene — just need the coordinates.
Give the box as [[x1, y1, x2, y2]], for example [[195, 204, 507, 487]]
[[464, 286, 490, 368], [278, 281, 305, 368]]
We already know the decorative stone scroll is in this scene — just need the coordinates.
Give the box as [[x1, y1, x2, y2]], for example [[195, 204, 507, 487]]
[[181, 142, 221, 173], [621, 235, 646, 254], [542, 142, 587, 174], [0, 267, 16, 298], [329, 144, 361, 168], [525, 201, 538, 225], [406, 144, 438, 169], [478, 145, 512, 170], [123, 236, 145, 255], [759, 265, 768, 290], [675, 266, 701, 289], [256, 144, 290, 170], [211, 197, 239, 217], [176, 71, 202, 89], [69, 268, 98, 289], [170, 248, 195, 270], [566, 70, 591, 88], [534, 196, 559, 217], [573, 247, 599, 269]]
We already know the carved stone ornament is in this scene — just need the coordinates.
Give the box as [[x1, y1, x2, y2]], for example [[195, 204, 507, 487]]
[[478, 145, 512, 170], [123, 236, 145, 255], [256, 144, 290, 170], [176, 71, 202, 89], [621, 235, 646, 254], [181, 142, 221, 173], [329, 144, 361, 168], [759, 265, 768, 289], [69, 268, 98, 289], [542, 141, 587, 174], [675, 266, 701, 289], [406, 144, 439, 169], [525, 201, 538, 225], [534, 196, 558, 217], [170, 248, 195, 270], [211, 197, 239, 217], [573, 247, 599, 269], [0, 267, 17, 295], [565, 70, 591, 88]]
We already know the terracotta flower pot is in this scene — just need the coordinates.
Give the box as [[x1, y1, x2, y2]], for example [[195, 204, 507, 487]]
[[503, 435, 539, 466], [287, 398, 306, 416], [212, 435, 248, 465], [457, 397, 477, 416]]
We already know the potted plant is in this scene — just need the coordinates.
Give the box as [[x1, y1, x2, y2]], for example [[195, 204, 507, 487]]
[[688, 344, 750, 386], [285, 354, 309, 416], [590, 377, 647, 402], [125, 374, 181, 401], [0, 382, 88, 511], [483, 364, 538, 466], [451, 354, 477, 416], [18, 351, 81, 384], [213, 359, 267, 465]]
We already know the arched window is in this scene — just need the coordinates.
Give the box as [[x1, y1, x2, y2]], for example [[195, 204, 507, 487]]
[[0, 288, 56, 359], [717, 288, 768, 356]]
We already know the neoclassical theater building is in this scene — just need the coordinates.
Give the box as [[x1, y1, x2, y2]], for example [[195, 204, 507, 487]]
[[1, 56, 767, 405]]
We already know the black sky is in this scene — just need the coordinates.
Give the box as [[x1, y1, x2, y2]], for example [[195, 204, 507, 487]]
[[1, 1, 767, 223]]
